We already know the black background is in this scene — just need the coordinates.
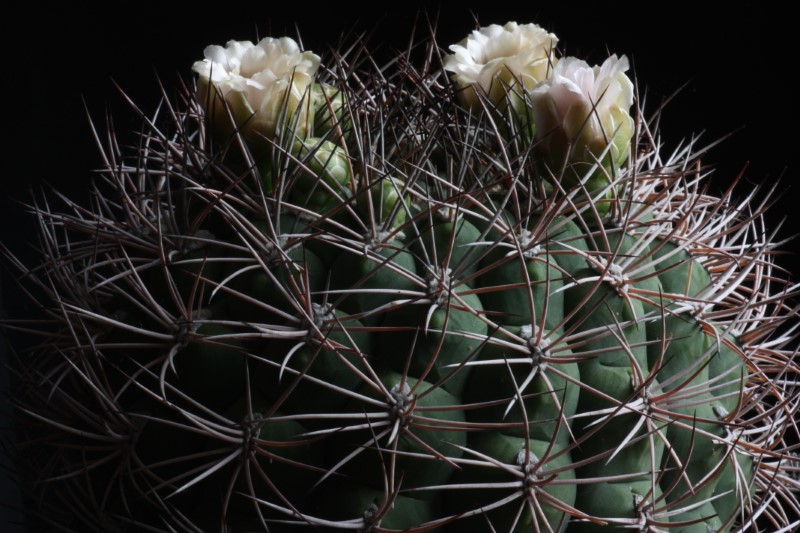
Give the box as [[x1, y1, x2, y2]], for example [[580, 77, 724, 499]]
[[1, 1, 796, 529]]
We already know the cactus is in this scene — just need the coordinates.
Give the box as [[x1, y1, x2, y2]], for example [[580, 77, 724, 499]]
[[3, 19, 799, 532]]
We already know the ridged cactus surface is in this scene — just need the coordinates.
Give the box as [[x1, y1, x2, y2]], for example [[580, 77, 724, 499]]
[[3, 21, 799, 532]]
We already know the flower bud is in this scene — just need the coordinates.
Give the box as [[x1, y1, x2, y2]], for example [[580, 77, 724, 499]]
[[357, 176, 409, 232], [530, 54, 634, 201], [193, 37, 320, 148], [290, 137, 352, 212], [444, 22, 557, 121], [312, 82, 348, 138]]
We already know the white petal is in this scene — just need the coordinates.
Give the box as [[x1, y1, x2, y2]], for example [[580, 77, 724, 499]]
[[444, 21, 558, 99], [193, 35, 321, 138]]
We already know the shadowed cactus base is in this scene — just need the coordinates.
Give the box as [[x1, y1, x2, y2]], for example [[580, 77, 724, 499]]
[[3, 21, 799, 532]]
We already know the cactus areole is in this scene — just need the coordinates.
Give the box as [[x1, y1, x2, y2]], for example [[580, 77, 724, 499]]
[[4, 20, 799, 532]]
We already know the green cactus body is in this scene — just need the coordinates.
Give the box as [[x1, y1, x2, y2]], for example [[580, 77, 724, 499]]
[[329, 237, 419, 325], [465, 327, 579, 443], [257, 306, 372, 414], [4, 21, 798, 533], [379, 285, 486, 397], [477, 230, 565, 331], [410, 211, 484, 279], [444, 432, 578, 532]]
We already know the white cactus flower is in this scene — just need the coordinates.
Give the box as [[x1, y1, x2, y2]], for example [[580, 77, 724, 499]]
[[443, 22, 558, 112], [530, 54, 634, 188], [193, 37, 320, 142]]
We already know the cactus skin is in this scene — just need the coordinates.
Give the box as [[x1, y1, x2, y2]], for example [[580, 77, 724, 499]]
[[3, 24, 800, 533]]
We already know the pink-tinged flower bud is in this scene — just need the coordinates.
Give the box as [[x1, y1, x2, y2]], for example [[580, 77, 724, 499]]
[[531, 54, 634, 207]]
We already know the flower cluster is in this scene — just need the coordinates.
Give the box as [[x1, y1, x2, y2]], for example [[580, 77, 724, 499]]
[[442, 22, 635, 194], [192, 22, 635, 208]]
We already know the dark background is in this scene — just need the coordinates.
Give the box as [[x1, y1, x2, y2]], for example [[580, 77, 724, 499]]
[[1, 1, 795, 529]]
